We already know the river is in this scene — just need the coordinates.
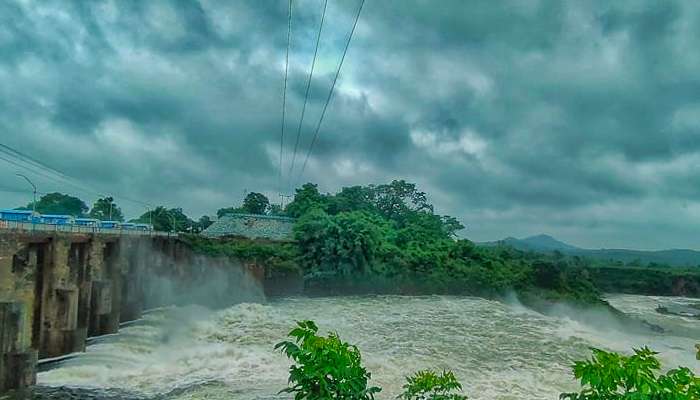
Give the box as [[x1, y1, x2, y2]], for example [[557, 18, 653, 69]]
[[23, 294, 700, 399]]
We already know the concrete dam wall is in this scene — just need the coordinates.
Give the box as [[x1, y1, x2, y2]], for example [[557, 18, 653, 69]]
[[0, 231, 266, 392]]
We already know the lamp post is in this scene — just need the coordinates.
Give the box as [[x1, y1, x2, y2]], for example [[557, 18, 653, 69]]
[[16, 173, 36, 225], [146, 206, 152, 227], [167, 210, 177, 234]]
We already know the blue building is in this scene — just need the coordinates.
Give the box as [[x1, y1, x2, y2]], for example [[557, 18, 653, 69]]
[[40, 214, 75, 225], [75, 218, 100, 227], [100, 220, 120, 229], [0, 209, 37, 222], [135, 223, 153, 231]]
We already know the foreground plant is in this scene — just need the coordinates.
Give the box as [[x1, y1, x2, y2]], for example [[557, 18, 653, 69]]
[[560, 347, 700, 399], [399, 369, 468, 400], [275, 320, 381, 400]]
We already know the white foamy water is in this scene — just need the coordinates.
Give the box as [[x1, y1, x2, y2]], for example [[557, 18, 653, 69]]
[[38, 295, 699, 399]]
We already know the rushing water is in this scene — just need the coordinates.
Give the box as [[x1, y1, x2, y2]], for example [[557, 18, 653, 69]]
[[24, 294, 700, 400]]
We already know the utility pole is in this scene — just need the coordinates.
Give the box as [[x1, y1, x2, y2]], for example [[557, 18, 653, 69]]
[[279, 193, 293, 208], [16, 173, 36, 225], [108, 197, 113, 220]]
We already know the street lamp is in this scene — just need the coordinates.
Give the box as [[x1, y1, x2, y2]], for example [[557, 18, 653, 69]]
[[16, 173, 37, 223], [167, 210, 177, 234]]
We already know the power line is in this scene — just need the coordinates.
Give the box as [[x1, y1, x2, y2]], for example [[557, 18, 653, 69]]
[[297, 0, 365, 185], [287, 0, 328, 189], [278, 0, 293, 201], [0, 144, 109, 198], [0, 143, 77, 184], [0, 143, 151, 207]]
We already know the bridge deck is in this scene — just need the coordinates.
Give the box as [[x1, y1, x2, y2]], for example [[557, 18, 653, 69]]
[[0, 221, 175, 237]]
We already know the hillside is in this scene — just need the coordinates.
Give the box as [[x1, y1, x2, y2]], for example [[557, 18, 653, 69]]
[[482, 234, 700, 267]]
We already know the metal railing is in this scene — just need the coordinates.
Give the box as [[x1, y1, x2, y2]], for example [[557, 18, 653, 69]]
[[0, 220, 176, 237]]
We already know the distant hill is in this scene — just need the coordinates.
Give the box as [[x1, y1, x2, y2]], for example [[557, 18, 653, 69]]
[[481, 234, 700, 267], [498, 234, 580, 252]]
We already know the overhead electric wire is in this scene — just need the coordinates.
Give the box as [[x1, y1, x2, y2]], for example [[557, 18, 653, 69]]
[[278, 0, 293, 199], [287, 0, 328, 189], [297, 0, 365, 184], [0, 143, 77, 184], [0, 143, 151, 207]]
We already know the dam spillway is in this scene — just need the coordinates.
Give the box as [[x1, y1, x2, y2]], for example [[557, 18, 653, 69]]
[[0, 230, 279, 392]]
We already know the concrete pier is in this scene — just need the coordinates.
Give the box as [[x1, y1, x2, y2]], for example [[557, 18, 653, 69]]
[[0, 231, 265, 392]]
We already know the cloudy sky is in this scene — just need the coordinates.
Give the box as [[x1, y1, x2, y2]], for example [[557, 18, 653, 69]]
[[1, 0, 699, 250]]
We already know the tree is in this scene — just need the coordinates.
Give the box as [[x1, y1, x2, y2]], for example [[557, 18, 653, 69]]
[[561, 347, 700, 399], [294, 210, 388, 276], [275, 320, 381, 400], [194, 215, 213, 233], [286, 183, 327, 218], [268, 203, 286, 216], [89, 197, 124, 221], [133, 206, 194, 232], [327, 185, 377, 215], [242, 192, 269, 215], [217, 206, 245, 218], [440, 215, 465, 237], [30, 192, 88, 216], [373, 180, 432, 223], [400, 370, 468, 400]]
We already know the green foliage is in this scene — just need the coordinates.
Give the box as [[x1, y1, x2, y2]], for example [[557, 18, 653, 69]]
[[242, 192, 270, 215], [180, 234, 300, 274], [217, 206, 245, 218], [399, 370, 468, 400], [286, 183, 328, 218], [286, 180, 601, 301], [275, 320, 381, 400], [295, 209, 388, 276], [372, 180, 432, 224], [587, 266, 700, 298], [217, 193, 277, 217], [89, 196, 124, 221], [560, 347, 700, 399], [30, 192, 88, 216], [268, 203, 286, 216], [133, 206, 194, 232], [193, 215, 213, 233]]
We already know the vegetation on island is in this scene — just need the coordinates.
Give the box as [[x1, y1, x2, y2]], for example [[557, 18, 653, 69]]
[[181, 180, 607, 305]]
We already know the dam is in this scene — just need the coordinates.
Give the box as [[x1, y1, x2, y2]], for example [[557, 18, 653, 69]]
[[0, 228, 279, 392]]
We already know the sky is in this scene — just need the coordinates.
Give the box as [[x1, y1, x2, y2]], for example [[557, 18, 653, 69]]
[[1, 0, 699, 250]]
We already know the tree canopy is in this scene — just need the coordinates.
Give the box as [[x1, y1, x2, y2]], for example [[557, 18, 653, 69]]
[[217, 192, 272, 217], [132, 206, 194, 232], [29, 192, 89, 216], [242, 192, 270, 215], [89, 197, 124, 221]]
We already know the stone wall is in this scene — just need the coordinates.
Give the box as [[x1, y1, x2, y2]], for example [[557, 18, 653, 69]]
[[202, 213, 295, 241]]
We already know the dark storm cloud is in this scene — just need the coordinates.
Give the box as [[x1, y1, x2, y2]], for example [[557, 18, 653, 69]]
[[0, 0, 699, 249]]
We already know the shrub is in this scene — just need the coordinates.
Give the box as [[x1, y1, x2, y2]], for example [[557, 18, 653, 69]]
[[275, 320, 381, 400], [399, 369, 468, 400], [560, 347, 700, 399]]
